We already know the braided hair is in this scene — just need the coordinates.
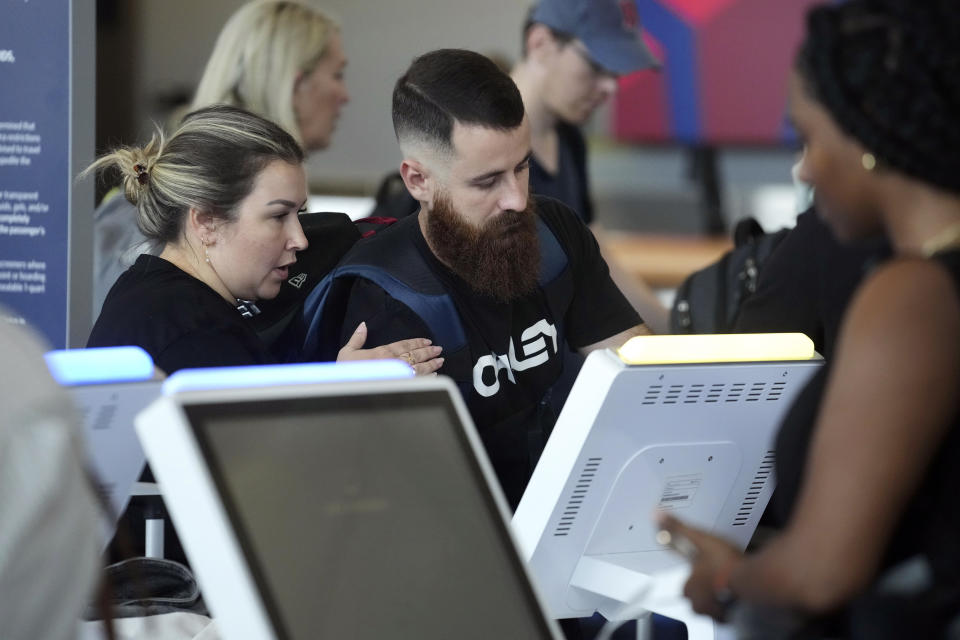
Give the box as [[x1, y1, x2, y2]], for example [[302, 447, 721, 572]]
[[797, 0, 960, 193]]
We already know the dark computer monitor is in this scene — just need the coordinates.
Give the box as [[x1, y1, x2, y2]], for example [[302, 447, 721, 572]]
[[137, 370, 561, 640]]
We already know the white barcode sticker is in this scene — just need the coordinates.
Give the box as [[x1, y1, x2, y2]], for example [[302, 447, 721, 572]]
[[658, 474, 702, 510]]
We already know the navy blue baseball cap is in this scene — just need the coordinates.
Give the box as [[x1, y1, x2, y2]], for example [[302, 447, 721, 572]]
[[531, 0, 660, 74]]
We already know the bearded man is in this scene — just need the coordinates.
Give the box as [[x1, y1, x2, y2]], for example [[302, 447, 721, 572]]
[[324, 49, 648, 509]]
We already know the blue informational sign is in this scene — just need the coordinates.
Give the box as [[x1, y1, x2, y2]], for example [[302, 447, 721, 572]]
[[0, 0, 73, 347]]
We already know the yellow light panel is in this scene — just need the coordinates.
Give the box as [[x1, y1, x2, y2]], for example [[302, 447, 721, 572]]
[[617, 333, 816, 365]]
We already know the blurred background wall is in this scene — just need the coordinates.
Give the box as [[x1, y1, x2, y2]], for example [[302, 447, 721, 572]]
[[95, 0, 805, 237]]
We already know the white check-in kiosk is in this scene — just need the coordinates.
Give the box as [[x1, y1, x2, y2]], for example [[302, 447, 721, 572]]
[[45, 346, 164, 542], [136, 361, 563, 640], [513, 334, 822, 640]]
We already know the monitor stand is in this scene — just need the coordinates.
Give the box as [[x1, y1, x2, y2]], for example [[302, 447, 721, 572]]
[[569, 556, 717, 640]]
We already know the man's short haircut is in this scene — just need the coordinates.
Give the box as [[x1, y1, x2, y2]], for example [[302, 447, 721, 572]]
[[392, 49, 525, 154]]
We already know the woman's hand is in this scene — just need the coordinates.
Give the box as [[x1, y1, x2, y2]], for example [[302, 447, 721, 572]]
[[337, 322, 444, 376], [656, 511, 744, 621]]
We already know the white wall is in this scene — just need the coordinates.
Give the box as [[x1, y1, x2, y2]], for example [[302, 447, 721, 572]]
[[134, 0, 239, 133]]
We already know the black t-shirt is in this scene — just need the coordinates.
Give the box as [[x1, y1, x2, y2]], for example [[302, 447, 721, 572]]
[[88, 254, 275, 375], [529, 122, 594, 225], [773, 250, 960, 638], [91, 253, 277, 564], [337, 198, 638, 507]]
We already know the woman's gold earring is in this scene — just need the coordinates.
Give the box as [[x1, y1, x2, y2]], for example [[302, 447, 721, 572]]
[[861, 152, 877, 171]]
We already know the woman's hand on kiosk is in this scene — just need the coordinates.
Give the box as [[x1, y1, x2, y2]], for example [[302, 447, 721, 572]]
[[655, 511, 743, 621]]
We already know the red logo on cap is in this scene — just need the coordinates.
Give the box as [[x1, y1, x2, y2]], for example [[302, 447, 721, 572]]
[[619, 0, 639, 29]]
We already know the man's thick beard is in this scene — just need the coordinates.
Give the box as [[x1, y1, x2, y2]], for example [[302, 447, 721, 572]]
[[426, 192, 540, 303]]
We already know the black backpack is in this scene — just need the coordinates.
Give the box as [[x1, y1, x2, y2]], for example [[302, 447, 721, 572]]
[[249, 211, 398, 361], [670, 218, 790, 333]]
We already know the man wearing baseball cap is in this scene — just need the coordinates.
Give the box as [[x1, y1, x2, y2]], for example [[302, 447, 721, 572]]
[[511, 0, 670, 332]]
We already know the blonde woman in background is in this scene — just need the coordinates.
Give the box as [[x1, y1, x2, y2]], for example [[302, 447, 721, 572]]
[[94, 0, 350, 313], [190, 0, 348, 151]]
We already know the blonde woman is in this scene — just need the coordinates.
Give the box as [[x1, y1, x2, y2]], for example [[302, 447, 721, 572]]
[[190, 0, 348, 151], [86, 105, 441, 376], [94, 0, 349, 312]]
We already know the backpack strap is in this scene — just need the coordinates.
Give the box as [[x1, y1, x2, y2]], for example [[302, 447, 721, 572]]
[[301, 211, 570, 366], [300, 215, 466, 359], [535, 204, 574, 334], [309, 263, 467, 354]]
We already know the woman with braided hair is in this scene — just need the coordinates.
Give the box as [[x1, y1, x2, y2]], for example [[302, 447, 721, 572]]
[[657, 1, 960, 637]]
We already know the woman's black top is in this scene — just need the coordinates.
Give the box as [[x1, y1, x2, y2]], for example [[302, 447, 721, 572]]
[[774, 250, 960, 638], [90, 254, 276, 564], [88, 254, 274, 374]]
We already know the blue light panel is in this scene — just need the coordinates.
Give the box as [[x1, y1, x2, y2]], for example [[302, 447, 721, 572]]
[[162, 360, 415, 395], [45, 346, 156, 386]]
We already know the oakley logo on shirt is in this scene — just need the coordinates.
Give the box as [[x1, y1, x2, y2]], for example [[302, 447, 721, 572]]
[[473, 319, 558, 398]]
